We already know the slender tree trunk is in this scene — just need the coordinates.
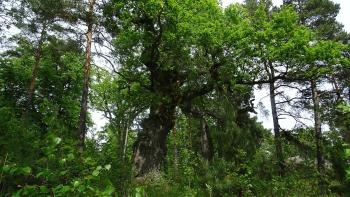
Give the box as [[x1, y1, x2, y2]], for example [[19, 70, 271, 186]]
[[78, 0, 95, 151], [200, 118, 213, 161], [123, 123, 129, 160], [188, 117, 193, 149], [217, 119, 225, 158], [331, 76, 341, 101], [311, 80, 325, 173], [133, 103, 176, 180], [268, 61, 284, 176], [26, 22, 47, 110], [172, 126, 178, 174]]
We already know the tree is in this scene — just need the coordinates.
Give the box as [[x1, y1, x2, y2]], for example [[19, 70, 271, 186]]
[[103, 0, 235, 178], [239, 3, 313, 175], [283, 0, 345, 40], [78, 0, 96, 151], [4, 0, 78, 112], [0, 37, 84, 181], [304, 41, 345, 174], [282, 0, 349, 177], [1, 0, 350, 196]]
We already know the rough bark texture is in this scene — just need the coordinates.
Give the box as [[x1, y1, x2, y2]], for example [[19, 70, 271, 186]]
[[78, 0, 95, 151], [131, 9, 220, 179], [133, 103, 176, 179], [268, 61, 285, 176], [311, 80, 325, 173], [132, 38, 185, 178]]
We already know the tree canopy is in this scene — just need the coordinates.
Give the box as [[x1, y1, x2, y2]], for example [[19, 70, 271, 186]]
[[0, 0, 349, 196]]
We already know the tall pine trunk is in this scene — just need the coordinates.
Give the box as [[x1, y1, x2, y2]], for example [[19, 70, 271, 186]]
[[311, 80, 324, 173], [268, 61, 284, 176], [78, 0, 95, 150]]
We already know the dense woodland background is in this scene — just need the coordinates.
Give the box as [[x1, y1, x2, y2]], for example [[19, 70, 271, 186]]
[[0, 0, 350, 196]]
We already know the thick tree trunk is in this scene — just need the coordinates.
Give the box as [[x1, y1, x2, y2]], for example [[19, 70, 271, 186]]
[[268, 61, 284, 176], [311, 80, 325, 173], [26, 23, 47, 110], [200, 118, 213, 161], [78, 0, 95, 151], [133, 103, 176, 179]]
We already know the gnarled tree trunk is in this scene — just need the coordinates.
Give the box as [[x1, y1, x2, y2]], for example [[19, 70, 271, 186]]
[[133, 103, 176, 179]]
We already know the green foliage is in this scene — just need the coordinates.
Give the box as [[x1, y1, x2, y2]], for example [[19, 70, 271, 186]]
[[346, 147, 350, 180], [0, 0, 349, 196], [1, 134, 116, 196], [336, 104, 350, 186]]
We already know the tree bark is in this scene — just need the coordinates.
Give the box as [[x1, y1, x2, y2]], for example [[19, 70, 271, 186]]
[[122, 122, 129, 160], [268, 61, 285, 176], [200, 118, 213, 161], [26, 22, 47, 111], [78, 0, 95, 151], [311, 80, 325, 173], [133, 103, 176, 179], [181, 105, 214, 161], [172, 126, 178, 174]]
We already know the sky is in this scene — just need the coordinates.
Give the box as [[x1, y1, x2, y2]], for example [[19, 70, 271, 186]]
[[221, 0, 350, 130], [93, 0, 350, 132], [222, 0, 350, 32]]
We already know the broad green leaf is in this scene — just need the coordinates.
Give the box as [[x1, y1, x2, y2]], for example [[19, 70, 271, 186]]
[[105, 164, 111, 171], [22, 167, 32, 175], [92, 169, 100, 176]]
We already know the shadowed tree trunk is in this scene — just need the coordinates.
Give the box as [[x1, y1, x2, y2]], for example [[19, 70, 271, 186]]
[[200, 118, 213, 161], [122, 117, 130, 160], [26, 22, 47, 111], [172, 125, 178, 174], [311, 80, 325, 173], [181, 104, 214, 162], [267, 61, 285, 176], [78, 0, 95, 151], [130, 6, 221, 179], [133, 103, 176, 179]]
